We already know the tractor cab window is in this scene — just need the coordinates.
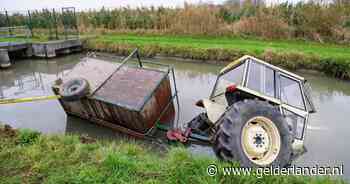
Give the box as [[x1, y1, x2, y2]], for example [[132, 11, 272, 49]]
[[247, 60, 275, 97], [211, 63, 245, 98], [280, 76, 305, 110]]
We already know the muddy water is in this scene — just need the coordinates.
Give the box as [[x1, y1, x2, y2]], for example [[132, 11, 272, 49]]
[[1, 54, 350, 177]]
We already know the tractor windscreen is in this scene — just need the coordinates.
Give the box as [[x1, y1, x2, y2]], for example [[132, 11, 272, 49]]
[[211, 63, 245, 98]]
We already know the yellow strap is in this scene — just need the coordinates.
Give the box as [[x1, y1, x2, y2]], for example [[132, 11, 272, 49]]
[[0, 95, 61, 105]]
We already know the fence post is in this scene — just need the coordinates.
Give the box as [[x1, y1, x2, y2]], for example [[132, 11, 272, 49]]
[[44, 9, 53, 40], [73, 8, 79, 37], [62, 8, 68, 40], [52, 8, 58, 40], [5, 10, 12, 36], [27, 10, 34, 38]]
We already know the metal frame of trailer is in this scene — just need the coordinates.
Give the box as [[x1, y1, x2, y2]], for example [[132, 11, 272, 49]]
[[53, 49, 180, 138]]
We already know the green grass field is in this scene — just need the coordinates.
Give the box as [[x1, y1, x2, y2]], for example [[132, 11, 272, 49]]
[[0, 125, 345, 184], [97, 34, 350, 60], [0, 37, 32, 42]]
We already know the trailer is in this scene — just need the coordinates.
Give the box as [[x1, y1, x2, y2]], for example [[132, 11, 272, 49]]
[[52, 49, 179, 138]]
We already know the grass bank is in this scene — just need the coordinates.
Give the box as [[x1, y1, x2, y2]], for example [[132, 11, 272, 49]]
[[0, 124, 345, 184], [86, 34, 350, 79], [0, 36, 48, 43]]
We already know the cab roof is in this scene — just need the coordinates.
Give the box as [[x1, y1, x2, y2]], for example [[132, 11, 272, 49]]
[[220, 55, 305, 82]]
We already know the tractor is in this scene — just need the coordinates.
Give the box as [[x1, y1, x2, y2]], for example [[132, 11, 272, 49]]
[[185, 55, 316, 167]]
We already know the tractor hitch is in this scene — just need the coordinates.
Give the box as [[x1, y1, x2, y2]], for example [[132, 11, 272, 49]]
[[166, 128, 192, 143]]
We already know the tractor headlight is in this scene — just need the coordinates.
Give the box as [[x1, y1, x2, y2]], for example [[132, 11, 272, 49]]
[[283, 109, 305, 140]]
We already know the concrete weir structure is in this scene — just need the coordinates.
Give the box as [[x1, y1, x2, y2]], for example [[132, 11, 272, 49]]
[[0, 41, 33, 57], [32, 39, 82, 58], [0, 49, 11, 68], [0, 39, 82, 68]]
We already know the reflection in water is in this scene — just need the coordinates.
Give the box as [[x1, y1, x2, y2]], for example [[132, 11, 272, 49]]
[[0, 56, 81, 134], [65, 116, 119, 139], [1, 54, 350, 178]]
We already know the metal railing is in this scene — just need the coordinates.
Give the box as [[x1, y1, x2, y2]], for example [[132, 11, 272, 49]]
[[0, 7, 79, 41]]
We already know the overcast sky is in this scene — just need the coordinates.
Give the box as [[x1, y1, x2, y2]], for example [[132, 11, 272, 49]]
[[1, 0, 303, 12]]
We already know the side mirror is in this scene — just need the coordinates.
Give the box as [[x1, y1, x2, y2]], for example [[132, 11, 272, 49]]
[[195, 100, 204, 108]]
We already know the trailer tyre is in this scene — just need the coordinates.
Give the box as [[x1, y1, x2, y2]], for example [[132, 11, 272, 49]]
[[213, 99, 292, 168], [60, 78, 89, 102]]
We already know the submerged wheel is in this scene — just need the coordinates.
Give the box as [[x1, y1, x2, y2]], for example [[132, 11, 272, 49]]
[[59, 78, 90, 102], [213, 99, 292, 167]]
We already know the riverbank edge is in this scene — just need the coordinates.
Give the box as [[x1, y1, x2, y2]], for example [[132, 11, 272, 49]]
[[0, 124, 345, 183], [84, 38, 350, 80]]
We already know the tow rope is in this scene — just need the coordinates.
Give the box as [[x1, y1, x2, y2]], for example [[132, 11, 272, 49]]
[[0, 95, 61, 105]]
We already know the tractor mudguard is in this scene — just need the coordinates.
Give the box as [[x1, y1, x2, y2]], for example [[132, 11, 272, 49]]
[[201, 99, 226, 124]]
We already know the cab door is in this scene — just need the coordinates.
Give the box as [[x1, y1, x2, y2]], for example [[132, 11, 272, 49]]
[[278, 72, 309, 140]]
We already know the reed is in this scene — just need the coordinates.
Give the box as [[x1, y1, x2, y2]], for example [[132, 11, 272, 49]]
[[2, 1, 350, 43]]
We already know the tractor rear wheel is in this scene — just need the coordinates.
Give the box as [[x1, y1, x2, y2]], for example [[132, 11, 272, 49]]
[[213, 99, 292, 167]]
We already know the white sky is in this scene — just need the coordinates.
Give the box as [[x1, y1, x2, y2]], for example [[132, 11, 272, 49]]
[[1, 0, 303, 12]]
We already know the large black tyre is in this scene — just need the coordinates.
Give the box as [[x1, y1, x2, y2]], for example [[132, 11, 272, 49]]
[[213, 99, 293, 168], [59, 78, 90, 102]]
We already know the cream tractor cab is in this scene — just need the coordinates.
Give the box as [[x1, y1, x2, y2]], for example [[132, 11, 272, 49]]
[[187, 55, 316, 167]]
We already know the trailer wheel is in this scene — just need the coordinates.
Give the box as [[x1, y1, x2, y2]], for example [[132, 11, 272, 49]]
[[60, 78, 89, 102], [213, 99, 292, 167]]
